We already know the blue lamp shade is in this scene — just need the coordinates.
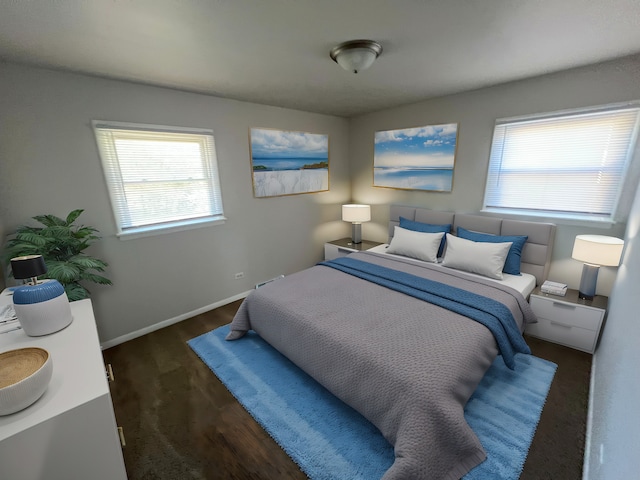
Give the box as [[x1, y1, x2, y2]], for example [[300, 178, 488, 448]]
[[11, 256, 73, 336]]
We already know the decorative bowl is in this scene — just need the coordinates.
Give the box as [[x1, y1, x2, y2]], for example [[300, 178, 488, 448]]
[[0, 347, 52, 416]]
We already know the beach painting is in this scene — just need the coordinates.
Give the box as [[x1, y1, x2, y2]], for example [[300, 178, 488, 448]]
[[250, 128, 329, 197], [374, 123, 458, 191]]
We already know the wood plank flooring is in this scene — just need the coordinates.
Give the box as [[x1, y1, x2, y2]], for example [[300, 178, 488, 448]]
[[103, 301, 591, 480]]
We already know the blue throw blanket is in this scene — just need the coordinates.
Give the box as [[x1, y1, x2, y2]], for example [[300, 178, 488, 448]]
[[319, 257, 530, 369]]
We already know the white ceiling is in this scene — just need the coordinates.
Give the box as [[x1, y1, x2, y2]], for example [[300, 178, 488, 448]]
[[2, 0, 640, 117]]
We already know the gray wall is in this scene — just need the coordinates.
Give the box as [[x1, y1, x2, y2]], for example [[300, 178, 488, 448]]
[[0, 63, 351, 344], [0, 215, 4, 291], [585, 181, 640, 479], [349, 54, 640, 297]]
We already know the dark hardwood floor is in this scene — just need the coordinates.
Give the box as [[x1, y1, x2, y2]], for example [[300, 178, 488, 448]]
[[104, 301, 591, 480]]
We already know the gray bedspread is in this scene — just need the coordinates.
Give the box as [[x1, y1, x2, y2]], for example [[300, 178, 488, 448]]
[[227, 251, 537, 480]]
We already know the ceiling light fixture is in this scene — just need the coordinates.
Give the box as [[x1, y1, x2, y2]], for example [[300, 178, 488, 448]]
[[330, 39, 382, 74]]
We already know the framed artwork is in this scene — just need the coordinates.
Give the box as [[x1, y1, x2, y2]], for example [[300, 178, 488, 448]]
[[373, 123, 458, 192], [249, 128, 329, 197]]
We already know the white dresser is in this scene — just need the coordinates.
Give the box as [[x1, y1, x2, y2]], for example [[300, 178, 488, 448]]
[[0, 291, 127, 480]]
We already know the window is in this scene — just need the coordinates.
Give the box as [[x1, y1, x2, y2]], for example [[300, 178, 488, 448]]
[[93, 121, 225, 238], [483, 103, 640, 223]]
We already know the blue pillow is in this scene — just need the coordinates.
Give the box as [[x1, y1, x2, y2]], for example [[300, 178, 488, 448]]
[[456, 227, 528, 275], [399, 217, 451, 257]]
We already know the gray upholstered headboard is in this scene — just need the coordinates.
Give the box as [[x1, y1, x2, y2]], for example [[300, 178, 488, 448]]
[[388, 205, 556, 286]]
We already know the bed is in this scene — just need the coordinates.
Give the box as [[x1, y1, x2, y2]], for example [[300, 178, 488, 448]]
[[227, 205, 556, 480]]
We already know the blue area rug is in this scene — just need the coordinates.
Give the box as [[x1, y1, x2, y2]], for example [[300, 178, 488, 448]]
[[188, 325, 556, 480]]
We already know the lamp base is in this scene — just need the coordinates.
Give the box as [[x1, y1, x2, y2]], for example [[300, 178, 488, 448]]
[[12, 280, 73, 336], [578, 263, 599, 300], [351, 223, 362, 244], [578, 291, 594, 301]]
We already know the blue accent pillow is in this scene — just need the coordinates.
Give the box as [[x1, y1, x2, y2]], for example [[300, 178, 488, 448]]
[[457, 227, 528, 275], [399, 217, 451, 257]]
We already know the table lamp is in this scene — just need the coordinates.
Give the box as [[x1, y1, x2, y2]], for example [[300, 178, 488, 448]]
[[11, 255, 73, 336], [571, 235, 624, 300], [342, 204, 371, 244]]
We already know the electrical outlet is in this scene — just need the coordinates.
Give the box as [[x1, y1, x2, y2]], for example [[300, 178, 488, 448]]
[[234, 272, 244, 280]]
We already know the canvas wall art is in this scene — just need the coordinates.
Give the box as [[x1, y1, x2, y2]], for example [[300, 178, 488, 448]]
[[373, 123, 458, 191], [250, 128, 329, 197]]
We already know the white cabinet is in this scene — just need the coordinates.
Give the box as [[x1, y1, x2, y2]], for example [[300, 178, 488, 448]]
[[0, 293, 127, 480], [324, 238, 383, 260], [526, 288, 607, 354]]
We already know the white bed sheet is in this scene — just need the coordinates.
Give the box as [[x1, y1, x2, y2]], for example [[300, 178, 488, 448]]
[[366, 244, 537, 298]]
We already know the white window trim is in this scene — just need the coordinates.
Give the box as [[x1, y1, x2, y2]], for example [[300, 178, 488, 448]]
[[482, 101, 640, 225], [115, 216, 226, 241], [93, 120, 226, 239], [478, 208, 618, 229]]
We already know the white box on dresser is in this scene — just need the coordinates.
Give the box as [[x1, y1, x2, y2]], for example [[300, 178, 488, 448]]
[[526, 287, 607, 354], [0, 291, 127, 480]]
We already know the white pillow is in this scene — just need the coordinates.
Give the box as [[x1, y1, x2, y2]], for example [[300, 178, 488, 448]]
[[386, 226, 444, 263], [442, 233, 512, 279]]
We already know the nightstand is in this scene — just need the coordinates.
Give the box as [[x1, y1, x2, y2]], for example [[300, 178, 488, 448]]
[[324, 237, 383, 261], [525, 286, 607, 354]]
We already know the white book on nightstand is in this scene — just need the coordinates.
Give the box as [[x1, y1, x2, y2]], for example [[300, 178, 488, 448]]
[[540, 280, 568, 296]]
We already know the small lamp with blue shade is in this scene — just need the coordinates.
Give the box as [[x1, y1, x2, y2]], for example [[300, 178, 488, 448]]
[[10, 255, 73, 336]]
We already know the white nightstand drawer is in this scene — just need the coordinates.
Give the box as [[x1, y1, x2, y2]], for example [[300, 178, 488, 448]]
[[529, 296, 603, 331], [526, 317, 598, 353]]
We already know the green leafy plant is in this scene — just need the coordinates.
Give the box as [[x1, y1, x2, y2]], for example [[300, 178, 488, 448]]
[[3, 209, 112, 301]]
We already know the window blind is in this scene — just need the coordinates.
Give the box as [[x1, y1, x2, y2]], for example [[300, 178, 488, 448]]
[[93, 122, 224, 235], [483, 105, 640, 221]]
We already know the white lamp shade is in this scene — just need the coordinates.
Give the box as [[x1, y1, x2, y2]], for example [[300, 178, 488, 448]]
[[571, 235, 624, 266], [342, 204, 371, 223]]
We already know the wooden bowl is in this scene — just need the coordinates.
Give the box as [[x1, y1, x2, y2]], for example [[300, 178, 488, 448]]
[[0, 347, 52, 415]]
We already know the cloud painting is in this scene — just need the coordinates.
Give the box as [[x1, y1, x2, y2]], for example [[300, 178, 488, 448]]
[[374, 123, 458, 191], [250, 128, 329, 197]]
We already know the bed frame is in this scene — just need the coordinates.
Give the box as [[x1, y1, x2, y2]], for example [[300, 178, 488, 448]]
[[388, 205, 556, 286]]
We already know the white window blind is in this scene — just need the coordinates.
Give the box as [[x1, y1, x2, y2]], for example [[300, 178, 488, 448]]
[[483, 104, 640, 222], [93, 121, 225, 236]]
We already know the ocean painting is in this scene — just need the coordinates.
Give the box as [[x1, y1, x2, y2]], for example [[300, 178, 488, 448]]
[[250, 128, 329, 197], [374, 123, 458, 191]]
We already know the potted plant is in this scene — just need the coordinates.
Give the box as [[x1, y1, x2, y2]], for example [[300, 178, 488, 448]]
[[3, 209, 112, 301]]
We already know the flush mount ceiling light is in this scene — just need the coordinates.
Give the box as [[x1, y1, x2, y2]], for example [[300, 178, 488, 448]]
[[330, 39, 382, 74]]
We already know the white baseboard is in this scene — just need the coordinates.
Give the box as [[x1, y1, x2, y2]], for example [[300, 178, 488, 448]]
[[99, 290, 251, 350]]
